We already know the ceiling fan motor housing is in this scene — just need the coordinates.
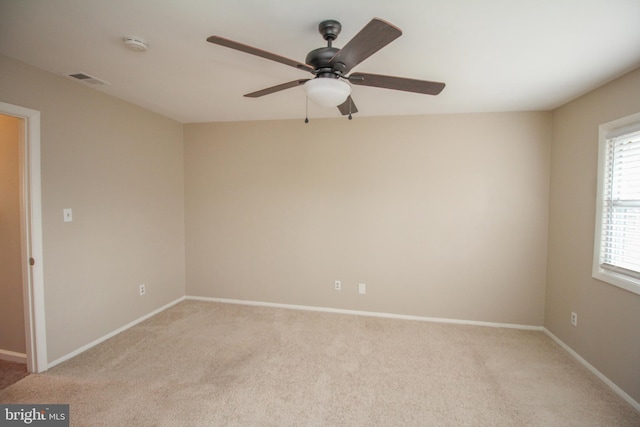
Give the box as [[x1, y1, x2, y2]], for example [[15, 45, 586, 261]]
[[305, 47, 342, 77], [306, 20, 347, 77]]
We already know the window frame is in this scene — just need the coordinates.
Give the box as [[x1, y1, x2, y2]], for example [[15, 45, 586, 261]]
[[593, 112, 640, 296]]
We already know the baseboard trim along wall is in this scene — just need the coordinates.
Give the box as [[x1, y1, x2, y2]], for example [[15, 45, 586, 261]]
[[0, 349, 27, 363], [48, 296, 186, 370], [543, 328, 640, 413], [186, 296, 544, 331]]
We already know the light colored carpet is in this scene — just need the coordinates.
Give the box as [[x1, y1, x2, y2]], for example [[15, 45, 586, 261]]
[[1, 300, 638, 426]]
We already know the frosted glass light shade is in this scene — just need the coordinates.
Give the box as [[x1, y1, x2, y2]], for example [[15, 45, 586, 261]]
[[304, 78, 351, 107]]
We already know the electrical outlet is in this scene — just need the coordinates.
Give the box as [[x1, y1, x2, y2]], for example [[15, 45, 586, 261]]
[[334, 280, 341, 291], [139, 284, 146, 296], [571, 312, 577, 326]]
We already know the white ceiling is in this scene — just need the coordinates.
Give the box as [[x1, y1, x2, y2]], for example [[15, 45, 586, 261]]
[[1, 0, 639, 124]]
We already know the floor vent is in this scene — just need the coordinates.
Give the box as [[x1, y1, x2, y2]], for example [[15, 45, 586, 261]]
[[65, 72, 110, 86]]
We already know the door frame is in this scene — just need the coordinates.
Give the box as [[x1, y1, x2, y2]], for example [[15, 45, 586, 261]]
[[0, 101, 47, 373]]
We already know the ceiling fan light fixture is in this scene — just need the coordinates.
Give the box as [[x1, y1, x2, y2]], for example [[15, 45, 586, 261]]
[[304, 77, 351, 107]]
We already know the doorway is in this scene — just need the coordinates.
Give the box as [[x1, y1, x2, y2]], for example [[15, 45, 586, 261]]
[[0, 102, 46, 373], [0, 114, 26, 364]]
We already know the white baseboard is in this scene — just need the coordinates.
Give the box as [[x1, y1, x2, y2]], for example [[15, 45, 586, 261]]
[[186, 295, 544, 331], [48, 296, 185, 369], [543, 328, 640, 412], [0, 349, 27, 363]]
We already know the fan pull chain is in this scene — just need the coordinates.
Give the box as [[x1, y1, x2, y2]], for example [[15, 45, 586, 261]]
[[305, 96, 309, 123]]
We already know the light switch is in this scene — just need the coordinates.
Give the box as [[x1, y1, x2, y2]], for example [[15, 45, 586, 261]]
[[63, 208, 72, 222]]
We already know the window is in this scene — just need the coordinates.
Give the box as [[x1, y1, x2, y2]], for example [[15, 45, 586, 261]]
[[593, 113, 640, 296]]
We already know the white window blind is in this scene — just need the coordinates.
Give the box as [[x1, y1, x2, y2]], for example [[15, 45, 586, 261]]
[[599, 128, 640, 279]]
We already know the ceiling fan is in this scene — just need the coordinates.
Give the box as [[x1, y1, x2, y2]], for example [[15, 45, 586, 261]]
[[207, 18, 445, 118]]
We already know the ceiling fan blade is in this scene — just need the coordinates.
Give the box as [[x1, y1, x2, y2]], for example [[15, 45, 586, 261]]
[[244, 79, 310, 98], [329, 18, 402, 74], [349, 72, 445, 95], [207, 36, 314, 73], [337, 96, 358, 116]]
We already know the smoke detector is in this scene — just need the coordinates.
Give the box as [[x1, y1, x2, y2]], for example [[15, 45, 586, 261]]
[[123, 36, 148, 52]]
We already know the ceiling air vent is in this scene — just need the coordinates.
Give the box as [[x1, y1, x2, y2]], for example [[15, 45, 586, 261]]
[[65, 72, 110, 86]]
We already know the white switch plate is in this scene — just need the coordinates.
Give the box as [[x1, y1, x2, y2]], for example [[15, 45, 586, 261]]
[[359, 283, 366, 294], [63, 208, 73, 222]]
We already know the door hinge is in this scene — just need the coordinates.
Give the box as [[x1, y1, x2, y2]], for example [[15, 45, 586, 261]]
[[29, 258, 35, 266]]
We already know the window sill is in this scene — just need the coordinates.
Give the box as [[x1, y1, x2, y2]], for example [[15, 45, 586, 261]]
[[593, 267, 640, 296]]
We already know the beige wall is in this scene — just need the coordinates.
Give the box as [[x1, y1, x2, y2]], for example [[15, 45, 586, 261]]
[[0, 55, 186, 362], [546, 67, 640, 403], [0, 114, 26, 354], [185, 112, 551, 325]]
